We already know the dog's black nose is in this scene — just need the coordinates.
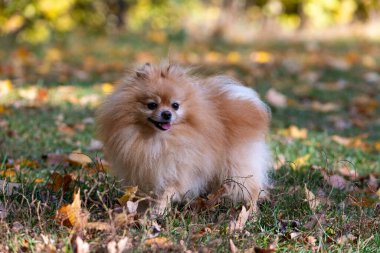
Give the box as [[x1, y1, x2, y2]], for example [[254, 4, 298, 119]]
[[161, 111, 172, 121]]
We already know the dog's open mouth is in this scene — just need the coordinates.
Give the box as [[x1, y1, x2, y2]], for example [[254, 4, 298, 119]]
[[148, 118, 172, 131]]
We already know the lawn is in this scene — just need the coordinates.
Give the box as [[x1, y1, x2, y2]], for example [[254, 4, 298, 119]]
[[1, 34, 380, 252]]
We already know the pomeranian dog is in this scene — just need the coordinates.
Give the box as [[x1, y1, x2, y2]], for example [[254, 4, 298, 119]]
[[97, 63, 271, 213]]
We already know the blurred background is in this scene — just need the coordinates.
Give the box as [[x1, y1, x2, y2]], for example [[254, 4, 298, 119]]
[[0, 0, 379, 164]]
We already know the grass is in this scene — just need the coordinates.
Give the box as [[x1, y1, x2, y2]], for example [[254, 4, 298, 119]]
[[1, 33, 380, 252]]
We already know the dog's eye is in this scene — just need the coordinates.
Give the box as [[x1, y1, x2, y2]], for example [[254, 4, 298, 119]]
[[147, 102, 158, 110], [171, 102, 179, 110]]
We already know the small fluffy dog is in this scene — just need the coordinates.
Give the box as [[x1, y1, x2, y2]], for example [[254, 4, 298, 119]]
[[97, 63, 271, 212]]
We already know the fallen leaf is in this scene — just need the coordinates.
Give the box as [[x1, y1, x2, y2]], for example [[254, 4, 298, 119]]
[[229, 206, 251, 233], [118, 186, 138, 206], [126, 201, 139, 214], [87, 139, 103, 151], [144, 237, 173, 249], [46, 172, 73, 192], [226, 51, 241, 63], [0, 202, 8, 219], [363, 72, 380, 83], [86, 221, 111, 231], [311, 101, 339, 112], [0, 179, 20, 195], [337, 234, 357, 245], [287, 125, 308, 139], [71, 235, 90, 253], [338, 164, 358, 180], [250, 51, 273, 64], [68, 153, 92, 166], [44, 153, 69, 166], [290, 154, 311, 170], [290, 232, 301, 239], [304, 184, 320, 212], [55, 189, 87, 228], [367, 174, 378, 192], [0, 79, 12, 97], [229, 239, 238, 253], [107, 237, 132, 253], [349, 195, 377, 208], [321, 170, 348, 190], [190, 186, 225, 211], [266, 88, 287, 108]]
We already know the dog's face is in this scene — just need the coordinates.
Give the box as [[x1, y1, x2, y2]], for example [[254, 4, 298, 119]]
[[138, 88, 183, 131], [128, 63, 195, 132]]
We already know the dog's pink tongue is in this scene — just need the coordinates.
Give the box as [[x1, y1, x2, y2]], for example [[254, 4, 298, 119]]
[[162, 123, 171, 130]]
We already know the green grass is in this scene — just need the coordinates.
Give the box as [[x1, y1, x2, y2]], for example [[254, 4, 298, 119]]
[[1, 33, 380, 252]]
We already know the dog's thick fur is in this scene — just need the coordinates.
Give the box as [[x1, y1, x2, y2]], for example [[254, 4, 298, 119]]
[[97, 63, 271, 212]]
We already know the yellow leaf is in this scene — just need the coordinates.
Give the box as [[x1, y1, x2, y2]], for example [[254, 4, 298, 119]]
[[34, 178, 44, 184], [205, 51, 221, 63], [0, 169, 16, 179], [288, 125, 308, 139], [373, 142, 380, 151], [144, 237, 173, 248], [0, 80, 12, 96], [118, 186, 138, 205], [290, 154, 311, 170], [226, 51, 241, 63], [101, 83, 114, 94], [68, 153, 92, 166], [250, 51, 273, 64]]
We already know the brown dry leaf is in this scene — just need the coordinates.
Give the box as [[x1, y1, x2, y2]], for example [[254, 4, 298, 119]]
[[144, 237, 173, 249], [0, 179, 20, 196], [320, 170, 348, 190], [290, 154, 311, 170], [310, 101, 339, 112], [338, 165, 358, 180], [229, 206, 251, 233], [55, 189, 87, 228], [229, 239, 238, 253], [331, 135, 368, 150], [117, 186, 138, 206], [265, 88, 287, 108], [46, 172, 73, 192], [367, 174, 378, 192], [68, 153, 92, 166], [337, 234, 357, 245], [304, 184, 320, 212], [44, 153, 69, 166], [190, 187, 225, 211], [349, 195, 377, 208], [353, 95, 378, 116]]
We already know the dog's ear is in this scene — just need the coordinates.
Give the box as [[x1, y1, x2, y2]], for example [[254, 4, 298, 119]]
[[135, 62, 151, 79]]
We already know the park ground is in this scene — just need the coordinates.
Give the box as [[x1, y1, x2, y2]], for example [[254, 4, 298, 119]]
[[0, 34, 380, 252]]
